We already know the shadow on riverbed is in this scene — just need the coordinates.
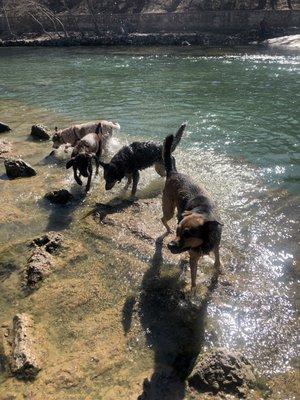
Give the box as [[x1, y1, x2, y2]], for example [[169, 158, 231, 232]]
[[89, 198, 135, 222], [122, 236, 220, 400]]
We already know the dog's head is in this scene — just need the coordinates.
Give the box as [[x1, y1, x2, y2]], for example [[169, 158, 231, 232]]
[[99, 161, 124, 190], [66, 153, 93, 177], [52, 127, 63, 149], [168, 211, 222, 254]]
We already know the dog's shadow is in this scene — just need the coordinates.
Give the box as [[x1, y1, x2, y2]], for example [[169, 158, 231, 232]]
[[90, 197, 136, 222], [122, 236, 216, 400]]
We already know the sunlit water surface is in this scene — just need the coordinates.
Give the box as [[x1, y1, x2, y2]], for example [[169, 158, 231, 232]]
[[0, 46, 299, 377]]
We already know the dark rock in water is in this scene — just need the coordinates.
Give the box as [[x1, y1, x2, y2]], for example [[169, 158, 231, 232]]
[[0, 313, 41, 380], [4, 158, 36, 179], [30, 124, 50, 140], [0, 122, 11, 133], [188, 348, 256, 397], [25, 248, 54, 289], [45, 189, 73, 205], [30, 231, 63, 254]]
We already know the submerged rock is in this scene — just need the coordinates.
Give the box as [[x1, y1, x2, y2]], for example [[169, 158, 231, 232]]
[[4, 158, 36, 179], [188, 348, 256, 397], [30, 231, 63, 254], [45, 189, 73, 205], [0, 122, 11, 133], [30, 124, 50, 141], [0, 141, 12, 159], [0, 313, 41, 379], [25, 248, 54, 289]]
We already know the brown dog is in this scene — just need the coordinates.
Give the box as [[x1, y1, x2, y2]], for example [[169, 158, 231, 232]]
[[161, 134, 223, 293]]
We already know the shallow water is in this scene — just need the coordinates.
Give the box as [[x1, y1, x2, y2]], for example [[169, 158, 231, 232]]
[[0, 46, 299, 383]]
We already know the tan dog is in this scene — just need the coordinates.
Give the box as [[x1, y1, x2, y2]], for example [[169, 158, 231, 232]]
[[52, 120, 120, 149], [161, 134, 223, 294]]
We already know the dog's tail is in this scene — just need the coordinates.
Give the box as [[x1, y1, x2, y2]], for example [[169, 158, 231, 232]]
[[95, 122, 103, 135], [170, 122, 187, 153], [163, 134, 176, 177]]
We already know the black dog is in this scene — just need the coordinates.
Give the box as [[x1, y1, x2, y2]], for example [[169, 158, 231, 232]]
[[99, 123, 186, 197], [66, 123, 102, 193], [161, 134, 223, 293]]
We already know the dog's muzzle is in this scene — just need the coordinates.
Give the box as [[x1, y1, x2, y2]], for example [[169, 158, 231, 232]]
[[167, 241, 188, 254]]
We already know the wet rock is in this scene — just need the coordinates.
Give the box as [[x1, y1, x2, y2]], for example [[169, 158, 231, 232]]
[[45, 189, 73, 205], [30, 231, 63, 254], [188, 348, 256, 397], [0, 122, 11, 133], [4, 158, 37, 179], [25, 248, 54, 289], [30, 124, 50, 141], [0, 313, 41, 379]]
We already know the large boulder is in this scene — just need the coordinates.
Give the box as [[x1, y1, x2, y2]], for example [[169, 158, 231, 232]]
[[188, 348, 256, 397], [0, 122, 11, 133], [45, 189, 73, 205], [0, 313, 41, 379], [30, 124, 50, 141], [4, 158, 36, 179]]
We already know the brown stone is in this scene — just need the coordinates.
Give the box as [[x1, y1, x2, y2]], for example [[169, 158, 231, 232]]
[[0, 314, 41, 380]]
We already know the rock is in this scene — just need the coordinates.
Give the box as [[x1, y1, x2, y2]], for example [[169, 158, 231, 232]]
[[0, 122, 11, 133], [30, 231, 63, 254], [25, 248, 54, 289], [45, 189, 73, 205], [188, 348, 256, 397], [0, 313, 41, 379], [4, 158, 36, 179], [30, 124, 50, 140]]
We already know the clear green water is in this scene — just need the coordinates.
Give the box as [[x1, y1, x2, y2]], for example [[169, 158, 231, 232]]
[[0, 46, 299, 376]]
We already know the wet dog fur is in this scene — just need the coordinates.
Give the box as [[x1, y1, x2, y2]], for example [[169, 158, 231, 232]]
[[66, 123, 103, 192], [161, 134, 223, 293], [99, 123, 187, 197]]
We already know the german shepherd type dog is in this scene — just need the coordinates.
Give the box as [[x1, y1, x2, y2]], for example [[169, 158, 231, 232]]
[[99, 123, 187, 197], [66, 123, 103, 193], [161, 134, 223, 293]]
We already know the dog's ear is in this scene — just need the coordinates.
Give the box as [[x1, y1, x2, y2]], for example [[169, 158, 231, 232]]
[[99, 161, 109, 169], [55, 126, 58, 132], [66, 159, 74, 169]]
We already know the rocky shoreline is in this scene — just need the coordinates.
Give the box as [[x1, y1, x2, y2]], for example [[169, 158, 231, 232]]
[[0, 31, 263, 47]]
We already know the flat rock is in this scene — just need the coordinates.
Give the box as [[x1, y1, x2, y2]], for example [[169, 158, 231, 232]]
[[30, 231, 63, 254], [0, 122, 11, 133], [45, 189, 73, 205], [4, 158, 36, 179], [188, 348, 256, 397], [0, 313, 41, 379], [30, 124, 50, 140]]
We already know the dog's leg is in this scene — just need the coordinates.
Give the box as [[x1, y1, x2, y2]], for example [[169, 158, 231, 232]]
[[85, 164, 93, 193], [161, 190, 175, 233], [73, 166, 83, 186], [95, 145, 102, 176], [124, 174, 132, 190], [213, 243, 223, 274], [154, 162, 166, 177], [131, 170, 140, 197], [189, 250, 201, 294]]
